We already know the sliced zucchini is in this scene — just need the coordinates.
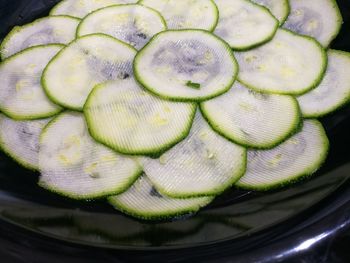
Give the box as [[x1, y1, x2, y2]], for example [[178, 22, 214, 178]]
[[214, 0, 278, 50], [142, 111, 247, 198], [0, 114, 52, 170], [134, 29, 238, 101], [283, 0, 342, 47], [0, 16, 80, 60], [236, 120, 329, 190], [42, 33, 136, 111], [298, 50, 350, 118], [38, 112, 142, 200], [138, 0, 218, 31], [200, 81, 301, 149], [84, 78, 196, 156], [0, 45, 63, 120], [235, 29, 327, 95], [76, 4, 166, 50], [108, 175, 214, 220], [251, 0, 290, 24]]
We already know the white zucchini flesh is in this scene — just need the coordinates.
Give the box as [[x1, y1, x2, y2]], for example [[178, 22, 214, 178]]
[[138, 0, 218, 31], [200, 81, 301, 149], [77, 4, 166, 50], [108, 175, 214, 220], [50, 0, 138, 19], [38, 112, 142, 200], [298, 50, 350, 118], [237, 120, 329, 190], [283, 0, 342, 47], [251, 0, 290, 24], [84, 78, 196, 156], [142, 111, 247, 198], [235, 29, 327, 95], [0, 45, 63, 120], [134, 30, 238, 101], [0, 114, 52, 171], [42, 34, 136, 111], [0, 16, 80, 60], [214, 0, 278, 50]]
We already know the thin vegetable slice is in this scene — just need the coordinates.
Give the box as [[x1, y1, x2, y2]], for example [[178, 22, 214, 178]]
[[237, 120, 329, 190], [134, 29, 238, 101], [214, 0, 278, 50], [42, 34, 136, 111], [39, 112, 142, 200], [108, 175, 214, 220], [200, 81, 301, 149], [251, 0, 290, 24], [84, 78, 196, 156], [235, 29, 327, 95], [77, 4, 166, 50], [0, 45, 63, 120]]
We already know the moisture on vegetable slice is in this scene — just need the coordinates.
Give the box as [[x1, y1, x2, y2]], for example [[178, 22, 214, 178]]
[[236, 120, 329, 190], [214, 0, 278, 50], [283, 0, 342, 47], [235, 29, 327, 95], [77, 4, 166, 50], [138, 0, 218, 31], [39, 112, 142, 200], [0, 114, 52, 170], [0, 45, 63, 120], [251, 0, 290, 24], [84, 78, 196, 156], [0, 16, 80, 60], [134, 30, 238, 101], [200, 81, 301, 149], [142, 111, 247, 198], [108, 175, 214, 220], [42, 34, 136, 111], [298, 50, 350, 118]]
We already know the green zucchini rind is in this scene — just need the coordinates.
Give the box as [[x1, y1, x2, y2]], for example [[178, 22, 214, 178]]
[[251, 0, 290, 25]]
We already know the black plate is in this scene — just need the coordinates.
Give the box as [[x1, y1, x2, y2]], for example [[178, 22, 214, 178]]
[[0, 0, 349, 254]]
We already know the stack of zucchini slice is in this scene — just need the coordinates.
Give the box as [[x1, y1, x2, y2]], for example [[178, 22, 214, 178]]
[[0, 0, 347, 220]]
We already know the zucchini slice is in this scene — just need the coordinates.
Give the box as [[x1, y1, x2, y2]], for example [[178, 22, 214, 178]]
[[38, 112, 142, 200], [298, 50, 350, 118], [200, 81, 301, 149], [235, 29, 327, 95], [214, 0, 278, 50], [283, 0, 342, 47], [0, 45, 63, 120], [134, 30, 238, 101], [0, 16, 80, 60], [0, 114, 52, 170], [76, 4, 166, 50], [142, 111, 247, 198], [84, 78, 196, 156], [236, 120, 329, 190], [251, 0, 290, 24], [108, 175, 214, 220], [138, 0, 218, 31], [42, 34, 136, 111]]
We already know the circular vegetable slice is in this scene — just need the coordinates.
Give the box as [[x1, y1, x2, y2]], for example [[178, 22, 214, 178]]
[[108, 175, 214, 220], [297, 50, 350, 118], [214, 0, 278, 50], [236, 120, 329, 190], [200, 81, 301, 149], [134, 30, 238, 101], [0, 45, 63, 120], [38, 112, 142, 200], [0, 16, 80, 60], [283, 0, 342, 47], [142, 111, 247, 198], [42, 34, 136, 111], [84, 78, 196, 156], [138, 0, 218, 31], [0, 114, 52, 170], [77, 4, 166, 50], [251, 0, 290, 24], [235, 29, 327, 95]]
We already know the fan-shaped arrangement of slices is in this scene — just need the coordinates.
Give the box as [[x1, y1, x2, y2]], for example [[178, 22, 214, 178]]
[[0, 0, 348, 220]]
